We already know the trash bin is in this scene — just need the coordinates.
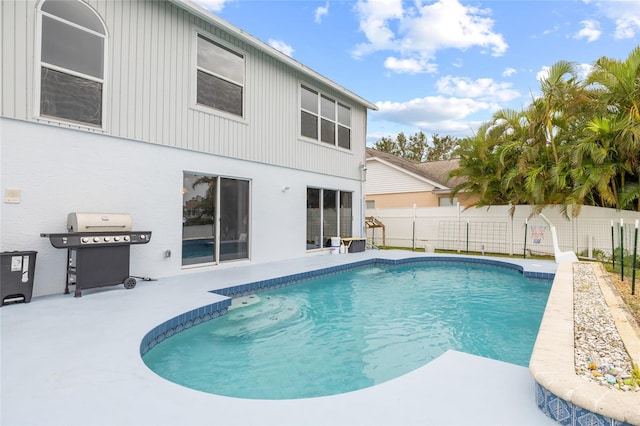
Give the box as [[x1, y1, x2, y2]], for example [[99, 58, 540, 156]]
[[1, 251, 37, 306]]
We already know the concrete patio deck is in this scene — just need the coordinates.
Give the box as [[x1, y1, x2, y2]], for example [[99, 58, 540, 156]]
[[1, 251, 557, 425]]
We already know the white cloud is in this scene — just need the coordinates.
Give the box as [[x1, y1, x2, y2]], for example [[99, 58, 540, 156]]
[[502, 67, 517, 77], [374, 96, 500, 125], [352, 0, 507, 73], [576, 63, 593, 81], [436, 76, 520, 102], [353, 0, 404, 57], [399, 0, 508, 56], [191, 0, 230, 12], [536, 66, 551, 82], [315, 3, 329, 23], [268, 39, 294, 57], [614, 15, 640, 39], [384, 56, 437, 74], [588, 0, 640, 39], [574, 19, 601, 42]]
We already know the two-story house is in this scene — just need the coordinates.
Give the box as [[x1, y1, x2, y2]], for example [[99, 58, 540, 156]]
[[0, 0, 376, 297]]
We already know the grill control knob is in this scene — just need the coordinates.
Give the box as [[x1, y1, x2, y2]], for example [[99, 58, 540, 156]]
[[93, 237, 100, 243], [104, 237, 111, 242], [140, 234, 146, 240], [81, 237, 89, 243], [124, 236, 130, 242], [114, 236, 121, 242]]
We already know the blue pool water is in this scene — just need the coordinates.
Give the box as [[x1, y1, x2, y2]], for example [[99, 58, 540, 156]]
[[143, 261, 552, 399]]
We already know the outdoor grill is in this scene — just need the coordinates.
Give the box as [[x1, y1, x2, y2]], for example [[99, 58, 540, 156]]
[[41, 213, 151, 297]]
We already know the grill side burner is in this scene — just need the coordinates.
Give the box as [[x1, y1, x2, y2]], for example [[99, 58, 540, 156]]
[[42, 213, 151, 297]]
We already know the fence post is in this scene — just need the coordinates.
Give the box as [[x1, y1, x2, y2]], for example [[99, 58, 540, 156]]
[[620, 219, 624, 281], [412, 204, 416, 251], [611, 220, 615, 269], [466, 221, 469, 254], [523, 218, 528, 259], [633, 220, 638, 296]]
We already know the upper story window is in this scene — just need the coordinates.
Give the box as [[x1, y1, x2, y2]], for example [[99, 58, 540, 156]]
[[196, 34, 244, 117], [38, 0, 106, 127], [300, 85, 351, 149]]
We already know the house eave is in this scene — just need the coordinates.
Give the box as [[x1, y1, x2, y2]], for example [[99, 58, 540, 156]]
[[169, 0, 378, 111], [366, 157, 448, 190]]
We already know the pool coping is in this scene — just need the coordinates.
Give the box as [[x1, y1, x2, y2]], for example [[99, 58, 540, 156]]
[[530, 261, 640, 425]]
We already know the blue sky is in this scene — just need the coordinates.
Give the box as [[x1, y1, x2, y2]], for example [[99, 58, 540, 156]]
[[192, 0, 640, 146]]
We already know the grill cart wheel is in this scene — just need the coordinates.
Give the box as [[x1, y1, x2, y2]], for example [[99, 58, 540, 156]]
[[124, 277, 137, 289]]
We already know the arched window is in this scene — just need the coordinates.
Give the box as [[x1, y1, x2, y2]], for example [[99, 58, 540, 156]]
[[37, 0, 106, 127]]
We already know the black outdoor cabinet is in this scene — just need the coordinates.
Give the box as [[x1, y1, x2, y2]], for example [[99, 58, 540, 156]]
[[1, 251, 37, 305]]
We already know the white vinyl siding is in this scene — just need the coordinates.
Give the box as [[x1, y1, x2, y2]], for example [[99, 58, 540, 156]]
[[366, 161, 437, 195], [1, 0, 368, 180]]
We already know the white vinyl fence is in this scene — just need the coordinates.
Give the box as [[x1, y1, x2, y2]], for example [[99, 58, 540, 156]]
[[365, 205, 640, 259]]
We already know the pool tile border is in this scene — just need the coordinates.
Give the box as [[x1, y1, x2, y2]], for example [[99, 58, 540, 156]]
[[535, 382, 633, 426], [139, 300, 231, 356], [140, 256, 551, 357], [212, 256, 553, 299], [530, 261, 640, 426]]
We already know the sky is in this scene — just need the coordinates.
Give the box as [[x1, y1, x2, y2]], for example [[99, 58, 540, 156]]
[[192, 0, 640, 146]]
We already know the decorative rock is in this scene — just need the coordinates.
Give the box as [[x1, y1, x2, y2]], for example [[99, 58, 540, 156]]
[[573, 263, 637, 392], [604, 374, 617, 384]]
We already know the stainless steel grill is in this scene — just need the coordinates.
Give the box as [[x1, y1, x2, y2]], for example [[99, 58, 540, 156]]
[[41, 213, 151, 297]]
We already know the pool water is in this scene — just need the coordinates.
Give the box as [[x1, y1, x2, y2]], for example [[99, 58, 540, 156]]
[[143, 261, 552, 399]]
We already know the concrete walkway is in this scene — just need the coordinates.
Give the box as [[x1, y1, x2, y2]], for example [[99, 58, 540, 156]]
[[1, 251, 557, 425]]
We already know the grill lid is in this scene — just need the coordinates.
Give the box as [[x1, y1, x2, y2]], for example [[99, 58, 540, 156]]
[[67, 213, 132, 233]]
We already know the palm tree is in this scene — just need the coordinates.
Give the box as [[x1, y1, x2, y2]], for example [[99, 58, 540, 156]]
[[537, 60, 580, 164], [584, 46, 640, 210], [451, 47, 639, 212], [450, 123, 506, 206], [571, 117, 625, 208]]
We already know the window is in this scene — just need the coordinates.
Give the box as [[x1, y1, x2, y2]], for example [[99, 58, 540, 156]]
[[38, 0, 106, 127], [182, 173, 250, 266], [439, 196, 459, 207], [306, 188, 353, 249], [196, 34, 244, 117], [365, 200, 375, 209], [300, 85, 351, 149]]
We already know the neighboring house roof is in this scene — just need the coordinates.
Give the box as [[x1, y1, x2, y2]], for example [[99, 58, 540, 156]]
[[365, 148, 463, 192], [170, 0, 378, 112]]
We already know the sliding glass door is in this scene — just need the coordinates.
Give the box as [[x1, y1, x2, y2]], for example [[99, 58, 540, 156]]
[[182, 173, 249, 266], [306, 187, 353, 250], [220, 178, 249, 261]]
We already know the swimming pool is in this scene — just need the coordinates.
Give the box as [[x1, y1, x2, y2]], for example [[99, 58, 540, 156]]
[[143, 260, 552, 399]]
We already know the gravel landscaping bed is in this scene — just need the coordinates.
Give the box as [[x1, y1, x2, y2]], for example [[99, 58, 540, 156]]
[[573, 262, 639, 392]]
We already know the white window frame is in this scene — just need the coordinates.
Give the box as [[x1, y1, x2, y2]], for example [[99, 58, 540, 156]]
[[34, 0, 108, 130], [192, 30, 246, 121], [299, 84, 352, 150]]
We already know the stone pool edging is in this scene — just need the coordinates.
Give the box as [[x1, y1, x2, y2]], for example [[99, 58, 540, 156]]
[[139, 256, 550, 357], [530, 261, 640, 426]]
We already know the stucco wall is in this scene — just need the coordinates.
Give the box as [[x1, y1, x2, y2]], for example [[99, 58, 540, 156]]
[[366, 192, 439, 208], [1, 118, 364, 297], [366, 191, 477, 208]]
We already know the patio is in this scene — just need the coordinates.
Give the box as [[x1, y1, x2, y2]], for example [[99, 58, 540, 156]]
[[1, 251, 557, 425]]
